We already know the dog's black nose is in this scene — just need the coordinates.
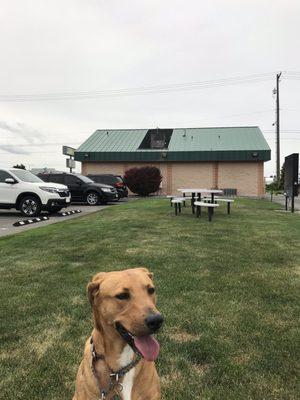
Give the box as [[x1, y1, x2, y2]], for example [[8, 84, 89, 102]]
[[145, 313, 164, 333]]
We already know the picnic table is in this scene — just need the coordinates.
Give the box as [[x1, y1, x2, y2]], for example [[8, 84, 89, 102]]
[[178, 188, 223, 214]]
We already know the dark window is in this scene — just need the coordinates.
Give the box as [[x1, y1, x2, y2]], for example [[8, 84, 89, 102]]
[[90, 175, 121, 185], [138, 129, 173, 150], [47, 174, 64, 184], [100, 176, 110, 184], [105, 176, 119, 184], [38, 174, 50, 182], [0, 170, 13, 182], [65, 175, 82, 185], [90, 175, 109, 184], [75, 174, 93, 183]]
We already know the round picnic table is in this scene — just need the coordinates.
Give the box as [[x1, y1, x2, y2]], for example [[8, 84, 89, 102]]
[[178, 188, 223, 214]]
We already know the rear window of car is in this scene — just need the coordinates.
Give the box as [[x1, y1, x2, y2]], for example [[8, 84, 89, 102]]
[[90, 175, 108, 184], [40, 174, 64, 184], [38, 174, 50, 182], [89, 175, 122, 184], [64, 175, 82, 185]]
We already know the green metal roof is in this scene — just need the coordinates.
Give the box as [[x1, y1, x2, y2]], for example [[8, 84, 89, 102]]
[[75, 127, 271, 162], [76, 129, 148, 152]]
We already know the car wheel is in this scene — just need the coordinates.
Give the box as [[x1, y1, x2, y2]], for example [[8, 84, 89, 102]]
[[86, 191, 99, 206], [19, 195, 41, 217], [48, 207, 63, 214]]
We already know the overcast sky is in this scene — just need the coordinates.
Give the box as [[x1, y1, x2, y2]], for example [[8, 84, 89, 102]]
[[0, 0, 299, 176]]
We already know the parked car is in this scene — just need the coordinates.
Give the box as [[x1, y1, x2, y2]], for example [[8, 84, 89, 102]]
[[87, 174, 128, 198], [0, 168, 71, 217], [38, 172, 118, 205]]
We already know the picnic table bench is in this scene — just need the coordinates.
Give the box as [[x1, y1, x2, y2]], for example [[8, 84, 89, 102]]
[[194, 201, 219, 222], [167, 195, 192, 207], [215, 198, 234, 214], [171, 199, 183, 215], [202, 197, 235, 214]]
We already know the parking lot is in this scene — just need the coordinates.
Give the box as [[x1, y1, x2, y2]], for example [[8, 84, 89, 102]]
[[0, 200, 129, 237]]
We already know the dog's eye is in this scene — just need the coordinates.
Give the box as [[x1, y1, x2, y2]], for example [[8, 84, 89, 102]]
[[148, 287, 155, 295], [116, 292, 130, 300]]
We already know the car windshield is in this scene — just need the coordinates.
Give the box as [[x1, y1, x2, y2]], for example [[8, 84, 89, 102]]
[[10, 169, 43, 183], [76, 174, 94, 183]]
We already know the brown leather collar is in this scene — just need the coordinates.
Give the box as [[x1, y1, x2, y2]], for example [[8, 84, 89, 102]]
[[90, 336, 141, 399]]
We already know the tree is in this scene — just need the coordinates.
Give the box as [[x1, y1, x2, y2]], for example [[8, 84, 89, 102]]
[[266, 162, 285, 192], [124, 166, 162, 196], [13, 164, 26, 170]]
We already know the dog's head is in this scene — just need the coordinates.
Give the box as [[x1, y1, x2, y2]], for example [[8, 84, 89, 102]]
[[87, 267, 163, 361]]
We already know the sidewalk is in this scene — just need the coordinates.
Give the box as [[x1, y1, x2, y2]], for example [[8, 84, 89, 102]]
[[266, 193, 300, 211]]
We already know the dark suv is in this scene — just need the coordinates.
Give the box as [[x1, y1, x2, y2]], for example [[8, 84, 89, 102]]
[[38, 172, 118, 205], [87, 174, 128, 198]]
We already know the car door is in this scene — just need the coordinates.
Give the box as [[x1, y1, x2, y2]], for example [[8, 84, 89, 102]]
[[64, 175, 83, 200], [0, 170, 18, 204]]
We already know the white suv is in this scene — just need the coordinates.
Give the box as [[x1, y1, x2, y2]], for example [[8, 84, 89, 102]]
[[0, 168, 71, 217]]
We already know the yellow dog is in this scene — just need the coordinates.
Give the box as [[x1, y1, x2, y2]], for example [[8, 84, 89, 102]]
[[73, 268, 163, 400]]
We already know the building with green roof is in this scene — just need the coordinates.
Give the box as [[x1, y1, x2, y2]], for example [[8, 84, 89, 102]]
[[75, 126, 271, 196]]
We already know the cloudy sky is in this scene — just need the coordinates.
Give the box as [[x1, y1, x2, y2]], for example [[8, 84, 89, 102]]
[[0, 0, 299, 176]]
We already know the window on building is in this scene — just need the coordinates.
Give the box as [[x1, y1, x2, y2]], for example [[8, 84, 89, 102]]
[[138, 129, 173, 150]]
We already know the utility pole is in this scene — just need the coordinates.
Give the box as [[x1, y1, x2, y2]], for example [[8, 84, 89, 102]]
[[275, 72, 282, 181], [69, 155, 73, 173]]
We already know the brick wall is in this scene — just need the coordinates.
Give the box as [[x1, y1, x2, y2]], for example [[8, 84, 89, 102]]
[[170, 163, 213, 194], [82, 161, 265, 197], [218, 162, 264, 196]]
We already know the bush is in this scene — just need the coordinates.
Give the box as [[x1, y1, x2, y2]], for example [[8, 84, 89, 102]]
[[266, 163, 285, 193], [124, 166, 162, 196], [266, 181, 283, 194], [13, 164, 26, 169]]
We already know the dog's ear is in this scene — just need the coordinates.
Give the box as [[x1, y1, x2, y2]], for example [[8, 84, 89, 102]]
[[137, 267, 153, 281], [92, 272, 107, 282], [148, 271, 154, 280], [87, 272, 106, 305], [87, 281, 100, 305]]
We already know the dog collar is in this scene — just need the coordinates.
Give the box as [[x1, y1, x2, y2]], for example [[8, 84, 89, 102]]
[[90, 336, 142, 399]]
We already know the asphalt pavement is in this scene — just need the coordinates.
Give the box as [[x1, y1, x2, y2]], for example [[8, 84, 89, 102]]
[[0, 200, 128, 238]]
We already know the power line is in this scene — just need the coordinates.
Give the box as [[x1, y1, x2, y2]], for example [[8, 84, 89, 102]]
[[0, 132, 88, 138], [216, 109, 275, 119], [0, 73, 274, 102], [283, 71, 300, 76], [263, 130, 300, 133], [0, 142, 81, 147], [0, 151, 63, 155], [1, 128, 300, 148], [281, 71, 300, 81], [283, 108, 300, 112], [264, 137, 300, 140]]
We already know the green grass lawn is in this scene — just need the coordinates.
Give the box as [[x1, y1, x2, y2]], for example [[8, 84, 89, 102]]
[[1, 199, 299, 400]]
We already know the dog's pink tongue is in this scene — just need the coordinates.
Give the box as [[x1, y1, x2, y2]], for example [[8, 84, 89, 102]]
[[134, 335, 160, 361]]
